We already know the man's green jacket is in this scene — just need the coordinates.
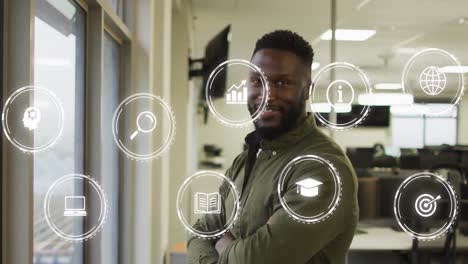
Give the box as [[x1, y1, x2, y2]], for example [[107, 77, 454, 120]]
[[188, 115, 359, 263]]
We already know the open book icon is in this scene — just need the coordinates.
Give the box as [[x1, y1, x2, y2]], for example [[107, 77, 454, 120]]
[[194, 192, 221, 214]]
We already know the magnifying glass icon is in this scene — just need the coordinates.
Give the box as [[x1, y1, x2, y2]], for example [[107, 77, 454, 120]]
[[130, 111, 157, 140]]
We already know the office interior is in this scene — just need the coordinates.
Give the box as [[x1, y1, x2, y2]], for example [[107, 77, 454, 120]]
[[2, 0, 468, 263]]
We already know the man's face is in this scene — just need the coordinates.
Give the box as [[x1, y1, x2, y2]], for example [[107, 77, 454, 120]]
[[247, 48, 311, 139]]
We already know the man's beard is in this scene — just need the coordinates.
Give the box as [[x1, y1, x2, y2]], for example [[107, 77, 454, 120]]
[[249, 97, 305, 140]]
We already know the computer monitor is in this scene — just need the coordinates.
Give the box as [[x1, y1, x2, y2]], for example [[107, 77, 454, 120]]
[[346, 147, 374, 169], [201, 25, 230, 99], [65, 196, 85, 210], [418, 148, 459, 170], [399, 154, 420, 170], [64, 196, 87, 217]]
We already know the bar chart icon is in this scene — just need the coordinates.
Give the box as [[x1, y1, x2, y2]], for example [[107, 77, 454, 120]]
[[226, 80, 248, 104]]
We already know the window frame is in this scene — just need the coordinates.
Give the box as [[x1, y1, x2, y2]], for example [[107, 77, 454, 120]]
[[0, 0, 4, 261], [84, 1, 132, 264], [2, 1, 35, 263], [97, 27, 125, 264]]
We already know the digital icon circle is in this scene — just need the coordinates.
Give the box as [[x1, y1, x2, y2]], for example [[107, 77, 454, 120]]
[[394, 172, 458, 240], [402, 48, 465, 116], [130, 111, 157, 140], [2, 85, 64, 153], [205, 59, 269, 128], [277, 155, 342, 224], [112, 93, 175, 161], [326, 80, 355, 110], [176, 171, 240, 239], [414, 194, 440, 217], [23, 106, 42, 130], [419, 66, 446, 96], [43, 174, 108, 242], [310, 62, 372, 130]]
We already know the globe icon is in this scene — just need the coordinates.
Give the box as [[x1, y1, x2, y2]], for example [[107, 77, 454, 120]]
[[419, 66, 446, 95]]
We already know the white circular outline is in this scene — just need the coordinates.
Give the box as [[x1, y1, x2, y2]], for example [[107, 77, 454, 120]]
[[2, 85, 64, 153], [326, 80, 355, 108], [205, 59, 269, 128], [393, 172, 458, 240], [277, 155, 342, 224], [176, 170, 241, 239], [112, 93, 176, 161], [43, 174, 108, 242], [310, 62, 372, 130], [414, 194, 437, 217], [402, 48, 465, 116]]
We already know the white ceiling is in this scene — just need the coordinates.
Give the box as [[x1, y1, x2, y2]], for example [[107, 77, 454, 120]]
[[190, 0, 468, 96]]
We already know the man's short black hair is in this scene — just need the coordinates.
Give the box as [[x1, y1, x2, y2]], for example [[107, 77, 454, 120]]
[[252, 30, 314, 68]]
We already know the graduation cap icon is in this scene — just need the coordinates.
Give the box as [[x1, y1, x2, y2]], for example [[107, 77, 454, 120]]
[[295, 178, 323, 197]]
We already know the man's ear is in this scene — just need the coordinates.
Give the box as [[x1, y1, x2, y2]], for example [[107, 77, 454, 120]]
[[304, 80, 313, 100]]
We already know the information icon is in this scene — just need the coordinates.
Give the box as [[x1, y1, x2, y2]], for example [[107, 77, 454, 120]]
[[310, 62, 372, 130], [326, 80, 355, 110]]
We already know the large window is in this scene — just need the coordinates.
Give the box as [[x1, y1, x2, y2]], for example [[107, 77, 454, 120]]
[[3, 0, 133, 263], [391, 104, 457, 148], [33, 0, 86, 263]]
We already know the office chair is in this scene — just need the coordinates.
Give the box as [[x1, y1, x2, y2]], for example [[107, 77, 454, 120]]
[[372, 143, 398, 168], [406, 164, 464, 264], [431, 164, 464, 264]]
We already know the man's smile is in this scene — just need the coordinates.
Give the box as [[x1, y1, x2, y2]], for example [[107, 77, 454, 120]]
[[261, 105, 282, 120]]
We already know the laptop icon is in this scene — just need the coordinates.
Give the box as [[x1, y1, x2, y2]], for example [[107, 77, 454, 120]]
[[64, 196, 87, 217]]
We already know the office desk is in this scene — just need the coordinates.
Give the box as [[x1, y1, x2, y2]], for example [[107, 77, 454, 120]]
[[169, 226, 468, 264], [351, 227, 412, 251], [349, 225, 468, 264], [351, 226, 468, 251]]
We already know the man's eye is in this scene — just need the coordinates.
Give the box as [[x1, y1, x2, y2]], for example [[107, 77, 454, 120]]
[[250, 79, 261, 86], [276, 80, 287, 86]]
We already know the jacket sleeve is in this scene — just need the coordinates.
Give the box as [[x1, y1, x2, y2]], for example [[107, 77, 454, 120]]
[[187, 159, 242, 264], [217, 159, 354, 264], [186, 215, 222, 264]]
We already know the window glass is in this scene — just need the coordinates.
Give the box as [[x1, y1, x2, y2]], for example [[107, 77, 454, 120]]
[[391, 105, 457, 148], [33, 1, 86, 263], [392, 116, 424, 148], [100, 32, 121, 263], [106, 0, 123, 18], [425, 117, 457, 146]]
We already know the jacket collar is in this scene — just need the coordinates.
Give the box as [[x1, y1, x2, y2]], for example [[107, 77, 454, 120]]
[[245, 114, 318, 151]]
